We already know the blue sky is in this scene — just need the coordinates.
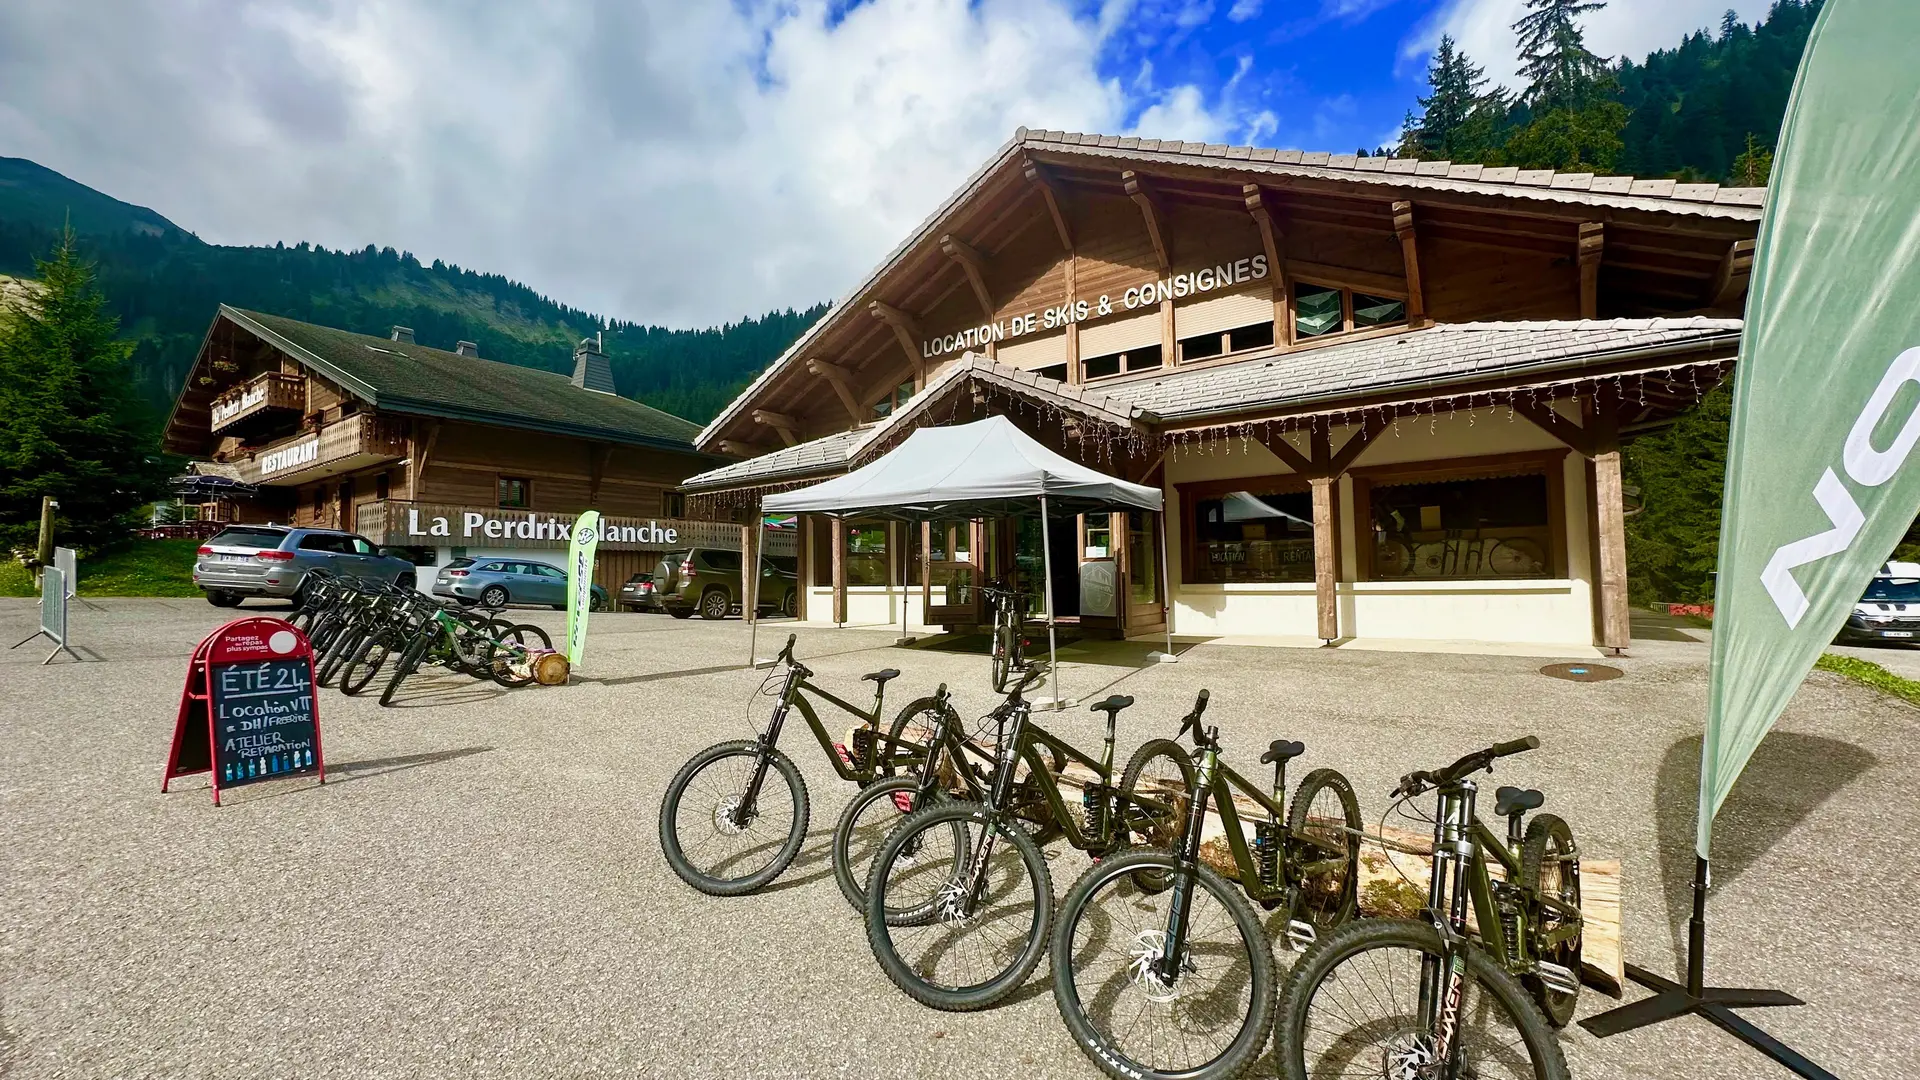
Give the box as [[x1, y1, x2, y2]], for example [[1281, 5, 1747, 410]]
[[0, 0, 1774, 327]]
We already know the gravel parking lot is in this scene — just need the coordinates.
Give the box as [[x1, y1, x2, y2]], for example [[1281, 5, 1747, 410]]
[[3, 598, 1916, 1079]]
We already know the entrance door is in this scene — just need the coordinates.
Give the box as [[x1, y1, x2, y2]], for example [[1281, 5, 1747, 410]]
[[1123, 510, 1166, 635], [924, 520, 984, 625]]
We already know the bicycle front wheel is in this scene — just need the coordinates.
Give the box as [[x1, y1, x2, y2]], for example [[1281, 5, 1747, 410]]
[[658, 740, 809, 896], [991, 621, 1014, 693], [1053, 849, 1274, 1080], [1275, 919, 1568, 1080], [865, 800, 1052, 1011]]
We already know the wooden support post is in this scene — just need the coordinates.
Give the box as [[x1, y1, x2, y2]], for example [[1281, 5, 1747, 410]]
[[36, 495, 55, 575], [1023, 157, 1073, 251], [1588, 395, 1630, 653], [752, 409, 799, 447], [1244, 184, 1289, 349], [869, 302, 925, 390], [1391, 201, 1425, 324], [831, 517, 847, 626], [1160, 299, 1176, 368], [588, 443, 614, 507], [740, 524, 759, 625], [806, 358, 865, 424], [1123, 171, 1170, 271], [1311, 476, 1338, 642], [409, 420, 441, 500], [1708, 238, 1756, 310], [940, 234, 996, 322], [1064, 254, 1081, 384], [1578, 223, 1605, 320]]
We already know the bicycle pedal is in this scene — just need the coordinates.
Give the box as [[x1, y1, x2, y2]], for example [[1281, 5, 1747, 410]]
[[1285, 920, 1317, 951], [1533, 960, 1581, 996]]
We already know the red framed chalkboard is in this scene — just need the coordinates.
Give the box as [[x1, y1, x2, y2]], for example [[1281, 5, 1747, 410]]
[[163, 617, 326, 806]]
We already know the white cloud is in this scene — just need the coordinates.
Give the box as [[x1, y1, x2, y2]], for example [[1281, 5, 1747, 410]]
[[0, 0, 1244, 330], [1405, 0, 1777, 92], [1228, 0, 1263, 21]]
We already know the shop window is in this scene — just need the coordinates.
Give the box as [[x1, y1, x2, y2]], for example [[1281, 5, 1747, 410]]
[[846, 519, 889, 585], [1368, 473, 1552, 580], [1081, 344, 1162, 382], [497, 476, 531, 509], [661, 491, 685, 518], [1189, 487, 1315, 584], [1178, 320, 1277, 364], [1084, 517, 1113, 559], [1294, 282, 1407, 342], [872, 380, 914, 419], [1128, 511, 1159, 606]]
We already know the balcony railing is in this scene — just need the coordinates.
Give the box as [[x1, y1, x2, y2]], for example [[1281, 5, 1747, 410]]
[[209, 371, 306, 433], [238, 413, 408, 486]]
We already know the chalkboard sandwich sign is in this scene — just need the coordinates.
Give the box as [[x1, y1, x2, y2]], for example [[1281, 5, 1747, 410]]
[[163, 617, 325, 806]]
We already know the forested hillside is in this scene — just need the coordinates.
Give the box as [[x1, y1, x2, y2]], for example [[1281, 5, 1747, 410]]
[[0, 164, 825, 426]]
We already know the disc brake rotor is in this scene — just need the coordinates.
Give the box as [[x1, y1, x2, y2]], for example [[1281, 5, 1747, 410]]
[[713, 795, 749, 836], [1125, 930, 1188, 1004], [1381, 1030, 1438, 1080]]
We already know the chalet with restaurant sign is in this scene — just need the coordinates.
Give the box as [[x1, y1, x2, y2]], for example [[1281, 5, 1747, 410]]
[[683, 128, 1762, 652], [160, 307, 779, 592]]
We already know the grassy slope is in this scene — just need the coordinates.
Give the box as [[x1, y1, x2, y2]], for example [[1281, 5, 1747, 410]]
[[0, 539, 202, 597]]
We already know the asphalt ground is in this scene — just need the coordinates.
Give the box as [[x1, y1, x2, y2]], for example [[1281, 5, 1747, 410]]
[[2, 597, 1916, 1079]]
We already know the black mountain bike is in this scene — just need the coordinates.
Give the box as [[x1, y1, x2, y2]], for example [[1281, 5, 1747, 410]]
[[1276, 737, 1580, 1080], [658, 634, 949, 897], [1050, 691, 1362, 1080], [863, 670, 1194, 1011], [981, 580, 1030, 693]]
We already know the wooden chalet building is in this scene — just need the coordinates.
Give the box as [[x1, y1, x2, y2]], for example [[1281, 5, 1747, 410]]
[[160, 307, 760, 591], [683, 129, 1762, 652]]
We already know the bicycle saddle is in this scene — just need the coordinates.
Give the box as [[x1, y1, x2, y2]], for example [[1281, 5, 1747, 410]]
[[1261, 739, 1306, 765], [1088, 694, 1134, 717], [862, 668, 901, 684], [1494, 786, 1545, 818]]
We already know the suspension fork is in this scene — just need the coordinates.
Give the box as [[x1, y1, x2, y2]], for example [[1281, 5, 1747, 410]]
[[1155, 745, 1216, 983], [736, 668, 802, 822], [955, 703, 1030, 912], [1421, 784, 1480, 1075]]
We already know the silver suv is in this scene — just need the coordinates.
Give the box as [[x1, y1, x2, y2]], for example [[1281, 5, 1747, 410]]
[[194, 525, 418, 607]]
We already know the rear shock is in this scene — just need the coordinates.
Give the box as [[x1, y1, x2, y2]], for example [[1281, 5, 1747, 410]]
[[1253, 820, 1282, 889]]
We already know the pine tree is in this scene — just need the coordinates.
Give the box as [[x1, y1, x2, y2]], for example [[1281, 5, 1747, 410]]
[[1514, 0, 1612, 112], [1405, 37, 1489, 158], [0, 230, 168, 552], [1729, 132, 1774, 187]]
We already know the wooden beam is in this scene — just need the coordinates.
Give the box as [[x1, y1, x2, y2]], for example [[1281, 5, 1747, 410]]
[[1588, 394, 1629, 652], [1578, 222, 1605, 320], [718, 439, 759, 458], [806, 358, 865, 424], [1023, 157, 1073, 251], [1511, 398, 1600, 457], [1255, 429, 1316, 475], [1123, 171, 1170, 270], [1311, 476, 1338, 641], [868, 301, 926, 389], [831, 517, 847, 625], [1707, 238, 1756, 310], [1391, 201, 1425, 324], [1326, 422, 1383, 475], [409, 419, 442, 500], [588, 442, 614, 506], [940, 234, 996, 322], [752, 409, 799, 447], [1285, 260, 1409, 300], [1244, 184, 1290, 348]]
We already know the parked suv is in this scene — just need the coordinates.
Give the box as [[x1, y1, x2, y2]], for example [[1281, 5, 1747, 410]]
[[654, 549, 797, 620], [432, 556, 609, 610], [618, 572, 659, 612], [194, 525, 417, 607]]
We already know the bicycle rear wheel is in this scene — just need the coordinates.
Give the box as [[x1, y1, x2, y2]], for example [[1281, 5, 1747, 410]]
[[1275, 919, 1568, 1080], [831, 775, 966, 915], [1285, 768, 1361, 942], [1053, 849, 1274, 1080], [658, 740, 809, 896], [1521, 813, 1582, 1027], [991, 621, 1014, 693], [865, 800, 1052, 1011], [1116, 738, 1196, 892], [339, 634, 395, 696], [379, 633, 429, 707]]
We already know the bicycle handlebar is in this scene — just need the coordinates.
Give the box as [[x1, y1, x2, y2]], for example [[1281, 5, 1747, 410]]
[[1392, 735, 1540, 799], [1177, 689, 1212, 745]]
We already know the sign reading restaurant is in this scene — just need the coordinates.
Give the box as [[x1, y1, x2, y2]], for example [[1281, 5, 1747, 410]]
[[258, 437, 319, 476], [921, 253, 1271, 358]]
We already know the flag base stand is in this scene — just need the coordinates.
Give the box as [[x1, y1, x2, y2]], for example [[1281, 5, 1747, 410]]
[[1580, 856, 1836, 1080]]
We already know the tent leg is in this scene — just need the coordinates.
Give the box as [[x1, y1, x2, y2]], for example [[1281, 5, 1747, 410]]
[[1039, 495, 1060, 710], [747, 517, 764, 667], [1156, 509, 1174, 662]]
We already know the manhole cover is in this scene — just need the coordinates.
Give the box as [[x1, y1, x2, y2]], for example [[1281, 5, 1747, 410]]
[[1539, 662, 1623, 682]]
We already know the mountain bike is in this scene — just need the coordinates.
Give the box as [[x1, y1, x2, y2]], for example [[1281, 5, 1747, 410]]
[[863, 670, 1195, 1011], [1275, 737, 1581, 1080], [1050, 692, 1362, 1079], [981, 579, 1030, 692], [378, 602, 546, 705], [658, 634, 950, 897]]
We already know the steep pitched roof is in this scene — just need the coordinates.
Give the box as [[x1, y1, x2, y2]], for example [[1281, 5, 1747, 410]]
[[696, 128, 1763, 451], [684, 317, 1740, 491], [221, 307, 704, 451]]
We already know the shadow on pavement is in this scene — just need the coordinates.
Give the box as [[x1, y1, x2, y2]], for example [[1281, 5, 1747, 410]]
[[1654, 731, 1875, 968], [327, 746, 495, 784]]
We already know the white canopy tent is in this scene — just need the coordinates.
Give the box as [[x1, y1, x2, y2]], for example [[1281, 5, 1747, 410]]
[[752, 416, 1167, 705]]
